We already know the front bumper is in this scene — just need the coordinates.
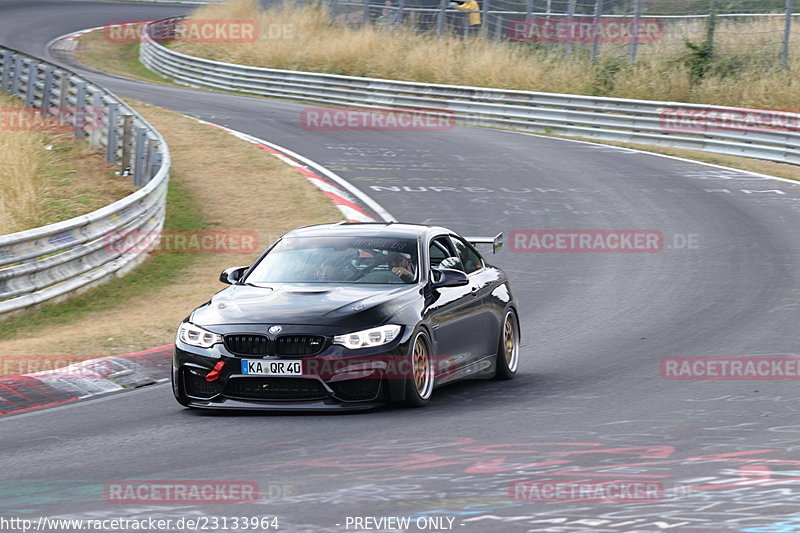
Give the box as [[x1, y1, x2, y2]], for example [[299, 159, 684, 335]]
[[173, 336, 411, 410]]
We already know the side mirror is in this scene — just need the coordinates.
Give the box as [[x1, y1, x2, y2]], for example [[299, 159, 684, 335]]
[[220, 266, 248, 285], [431, 267, 469, 289]]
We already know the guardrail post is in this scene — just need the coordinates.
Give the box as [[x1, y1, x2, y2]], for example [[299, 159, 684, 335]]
[[57, 72, 70, 130], [133, 127, 148, 186], [481, 0, 491, 38], [1, 50, 11, 91], [41, 66, 54, 111], [121, 114, 134, 174], [630, 0, 642, 61], [781, 0, 793, 69], [397, 0, 405, 26], [564, 0, 576, 56], [11, 54, 23, 96], [89, 92, 102, 149], [24, 61, 37, 107], [74, 82, 87, 137], [436, 0, 447, 36], [145, 138, 159, 181], [494, 11, 504, 40], [525, 0, 533, 19], [329, 0, 338, 19], [591, 0, 604, 62], [706, 0, 717, 55], [58, 72, 70, 108], [148, 150, 163, 181], [106, 103, 120, 163], [363, 0, 370, 25]]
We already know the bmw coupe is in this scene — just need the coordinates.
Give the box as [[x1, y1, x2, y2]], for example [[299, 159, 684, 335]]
[[172, 222, 519, 410]]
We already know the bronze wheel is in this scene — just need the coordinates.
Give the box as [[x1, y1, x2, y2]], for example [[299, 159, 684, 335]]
[[404, 331, 434, 407], [495, 310, 519, 379]]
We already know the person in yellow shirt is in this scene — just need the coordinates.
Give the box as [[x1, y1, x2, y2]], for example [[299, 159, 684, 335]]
[[452, 0, 481, 36]]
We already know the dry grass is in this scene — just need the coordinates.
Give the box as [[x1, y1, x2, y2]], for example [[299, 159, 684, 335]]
[[171, 1, 596, 94], [0, 100, 341, 363], [0, 107, 39, 233], [171, 1, 800, 111], [0, 92, 131, 234]]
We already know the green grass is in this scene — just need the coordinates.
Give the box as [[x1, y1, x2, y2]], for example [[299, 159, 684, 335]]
[[0, 178, 203, 339], [77, 39, 171, 85]]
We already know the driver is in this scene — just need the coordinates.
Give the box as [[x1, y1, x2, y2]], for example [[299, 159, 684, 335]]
[[316, 258, 342, 281], [389, 253, 415, 282]]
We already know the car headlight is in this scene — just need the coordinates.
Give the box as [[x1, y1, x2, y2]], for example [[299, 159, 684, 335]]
[[333, 325, 401, 350], [177, 322, 223, 348]]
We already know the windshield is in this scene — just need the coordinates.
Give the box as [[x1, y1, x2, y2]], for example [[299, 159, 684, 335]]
[[245, 236, 419, 284]]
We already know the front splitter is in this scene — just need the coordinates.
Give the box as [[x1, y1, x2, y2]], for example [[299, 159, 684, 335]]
[[185, 397, 386, 412]]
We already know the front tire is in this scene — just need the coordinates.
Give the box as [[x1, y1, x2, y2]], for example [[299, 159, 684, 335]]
[[495, 310, 519, 380], [403, 330, 434, 407]]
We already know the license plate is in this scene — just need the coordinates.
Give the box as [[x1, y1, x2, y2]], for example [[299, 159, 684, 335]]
[[241, 359, 303, 376]]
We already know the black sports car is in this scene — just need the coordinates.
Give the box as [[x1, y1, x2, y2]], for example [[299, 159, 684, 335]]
[[172, 222, 519, 410]]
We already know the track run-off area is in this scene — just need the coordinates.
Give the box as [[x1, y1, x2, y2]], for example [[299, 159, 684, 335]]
[[2, 1, 800, 531]]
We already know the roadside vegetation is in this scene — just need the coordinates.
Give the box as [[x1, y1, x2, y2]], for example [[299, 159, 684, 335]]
[[171, 0, 800, 111], [0, 92, 131, 234], [77, 33, 169, 85], [74, 11, 800, 186], [0, 99, 341, 362]]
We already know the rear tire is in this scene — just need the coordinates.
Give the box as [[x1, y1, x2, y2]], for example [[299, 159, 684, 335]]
[[404, 330, 434, 407], [495, 310, 519, 380]]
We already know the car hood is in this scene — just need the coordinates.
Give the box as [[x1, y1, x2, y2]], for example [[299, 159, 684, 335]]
[[191, 283, 421, 328]]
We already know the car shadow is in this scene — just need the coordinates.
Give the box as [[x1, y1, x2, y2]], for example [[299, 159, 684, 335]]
[[179, 371, 552, 417]]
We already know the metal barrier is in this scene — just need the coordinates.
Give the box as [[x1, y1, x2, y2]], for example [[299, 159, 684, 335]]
[[0, 45, 171, 318], [140, 19, 800, 166]]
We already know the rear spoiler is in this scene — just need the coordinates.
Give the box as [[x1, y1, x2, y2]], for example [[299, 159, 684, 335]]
[[466, 232, 503, 254]]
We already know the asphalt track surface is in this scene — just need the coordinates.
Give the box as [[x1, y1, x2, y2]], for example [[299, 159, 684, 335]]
[[3, 1, 800, 531]]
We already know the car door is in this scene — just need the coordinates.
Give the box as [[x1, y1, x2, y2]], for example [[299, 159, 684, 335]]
[[449, 234, 501, 361], [424, 235, 484, 378]]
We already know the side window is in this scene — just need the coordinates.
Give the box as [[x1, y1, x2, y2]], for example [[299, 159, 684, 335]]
[[451, 236, 483, 274], [429, 236, 465, 274], [428, 237, 451, 269]]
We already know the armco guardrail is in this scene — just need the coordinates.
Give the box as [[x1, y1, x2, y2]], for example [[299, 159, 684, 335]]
[[140, 17, 800, 166], [0, 45, 170, 318]]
